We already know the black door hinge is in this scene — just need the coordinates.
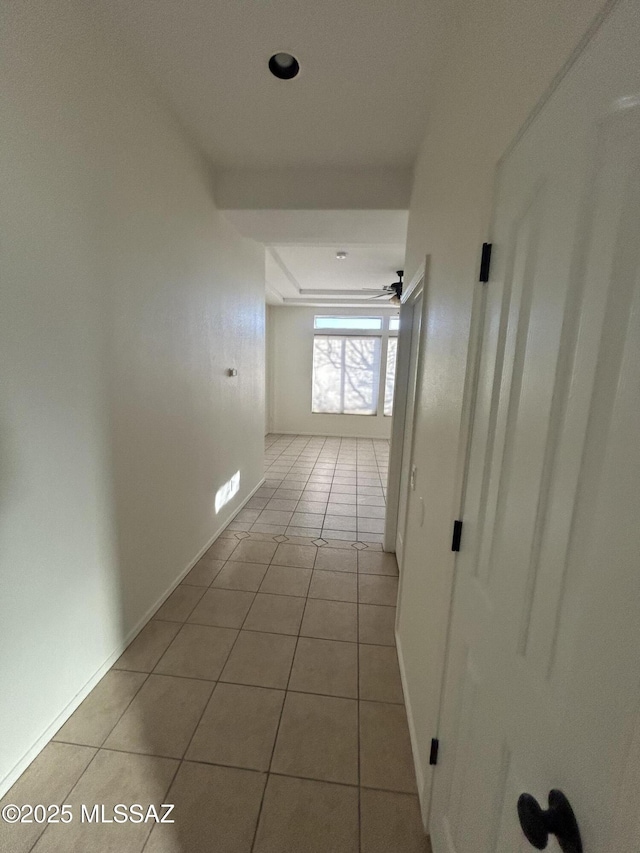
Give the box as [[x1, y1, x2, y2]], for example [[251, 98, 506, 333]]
[[451, 519, 463, 552], [430, 738, 440, 766], [479, 242, 492, 282]]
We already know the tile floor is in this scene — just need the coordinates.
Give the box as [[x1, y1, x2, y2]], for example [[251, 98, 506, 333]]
[[1, 435, 430, 853], [235, 434, 391, 544]]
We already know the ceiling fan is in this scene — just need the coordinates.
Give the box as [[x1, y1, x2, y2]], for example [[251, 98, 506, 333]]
[[362, 270, 404, 304]]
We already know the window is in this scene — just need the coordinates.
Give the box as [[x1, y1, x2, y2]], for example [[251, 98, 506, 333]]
[[389, 315, 400, 331], [314, 316, 383, 331], [384, 338, 397, 416], [311, 316, 398, 417], [312, 336, 381, 415]]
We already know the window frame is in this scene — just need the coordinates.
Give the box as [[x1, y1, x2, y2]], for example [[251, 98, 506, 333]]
[[313, 316, 384, 332], [311, 314, 399, 418]]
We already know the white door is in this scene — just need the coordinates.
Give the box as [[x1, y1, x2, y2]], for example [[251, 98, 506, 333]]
[[395, 289, 424, 564], [430, 2, 640, 851]]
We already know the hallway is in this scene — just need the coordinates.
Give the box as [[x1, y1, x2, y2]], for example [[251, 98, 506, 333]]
[[1, 435, 428, 853]]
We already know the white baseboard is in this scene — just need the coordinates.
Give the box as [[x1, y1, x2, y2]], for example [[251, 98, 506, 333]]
[[396, 629, 429, 831], [269, 429, 392, 440], [0, 477, 265, 799]]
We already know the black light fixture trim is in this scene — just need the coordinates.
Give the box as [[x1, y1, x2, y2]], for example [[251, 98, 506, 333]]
[[269, 53, 300, 80]]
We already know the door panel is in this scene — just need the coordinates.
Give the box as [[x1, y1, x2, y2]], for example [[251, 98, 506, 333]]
[[431, 2, 640, 851]]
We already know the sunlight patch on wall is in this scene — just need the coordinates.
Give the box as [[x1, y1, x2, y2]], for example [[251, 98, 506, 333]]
[[215, 471, 240, 514]]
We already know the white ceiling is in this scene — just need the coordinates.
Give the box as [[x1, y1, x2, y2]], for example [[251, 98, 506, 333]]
[[266, 244, 405, 305], [94, 0, 449, 302], [96, 0, 451, 169], [221, 209, 408, 305]]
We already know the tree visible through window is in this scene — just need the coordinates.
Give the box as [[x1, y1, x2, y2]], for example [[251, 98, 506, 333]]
[[312, 336, 381, 415], [311, 315, 399, 416]]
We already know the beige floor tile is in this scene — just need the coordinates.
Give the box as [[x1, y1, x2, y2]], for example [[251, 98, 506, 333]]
[[359, 604, 396, 645], [271, 692, 358, 784], [290, 511, 324, 527], [227, 521, 253, 532], [273, 488, 303, 501], [325, 501, 357, 516], [256, 487, 277, 498], [309, 570, 357, 603], [324, 515, 357, 532], [212, 561, 269, 592], [358, 574, 399, 606], [154, 624, 237, 680], [360, 789, 430, 853], [236, 508, 262, 523], [359, 645, 404, 703], [144, 762, 265, 853], [245, 496, 269, 510], [271, 542, 317, 568], [53, 670, 146, 747], [243, 531, 279, 542], [357, 551, 398, 576], [253, 775, 358, 853], [220, 630, 296, 689], [360, 701, 417, 793], [114, 621, 181, 672], [0, 742, 96, 853], [357, 504, 386, 519], [181, 558, 225, 587], [279, 534, 315, 545], [323, 538, 357, 549], [103, 674, 213, 758], [286, 525, 323, 537], [288, 637, 357, 698], [322, 529, 357, 542], [296, 499, 328, 513], [259, 564, 312, 597], [187, 588, 255, 628], [300, 599, 358, 642], [242, 593, 305, 635], [251, 523, 287, 534], [303, 484, 331, 495], [264, 499, 297, 512], [229, 539, 277, 564], [357, 495, 385, 506], [256, 509, 294, 525], [152, 585, 205, 622], [314, 547, 357, 573], [356, 485, 384, 496], [186, 683, 284, 770], [204, 538, 239, 561], [32, 749, 177, 853]]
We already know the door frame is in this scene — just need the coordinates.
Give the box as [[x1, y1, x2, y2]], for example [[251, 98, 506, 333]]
[[384, 260, 427, 556]]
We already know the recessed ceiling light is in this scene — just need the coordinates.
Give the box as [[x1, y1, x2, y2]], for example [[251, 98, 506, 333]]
[[269, 53, 300, 80], [336, 251, 348, 260]]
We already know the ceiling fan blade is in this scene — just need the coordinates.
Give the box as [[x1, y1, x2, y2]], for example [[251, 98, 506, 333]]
[[360, 288, 389, 293], [366, 293, 391, 300]]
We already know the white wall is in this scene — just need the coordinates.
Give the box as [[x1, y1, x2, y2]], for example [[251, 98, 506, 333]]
[[0, 0, 265, 794], [396, 0, 608, 823], [265, 305, 275, 434], [269, 306, 396, 439]]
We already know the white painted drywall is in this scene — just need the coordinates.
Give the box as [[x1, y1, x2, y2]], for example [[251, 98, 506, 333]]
[[269, 306, 395, 439], [0, 0, 264, 794], [265, 306, 276, 434], [397, 0, 609, 824]]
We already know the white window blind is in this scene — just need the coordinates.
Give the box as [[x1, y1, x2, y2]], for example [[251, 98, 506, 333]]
[[384, 337, 397, 416], [312, 336, 381, 415]]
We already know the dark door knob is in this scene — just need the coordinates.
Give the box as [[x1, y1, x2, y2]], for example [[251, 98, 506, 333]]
[[517, 789, 582, 853]]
